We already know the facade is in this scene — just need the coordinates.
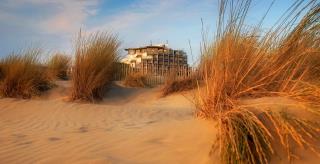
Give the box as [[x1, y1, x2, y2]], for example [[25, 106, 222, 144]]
[[121, 44, 188, 74]]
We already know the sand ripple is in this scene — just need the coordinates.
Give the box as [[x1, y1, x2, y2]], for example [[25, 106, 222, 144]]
[[0, 86, 215, 164]]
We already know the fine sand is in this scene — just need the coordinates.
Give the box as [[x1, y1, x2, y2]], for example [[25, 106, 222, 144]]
[[0, 81, 216, 164], [0, 81, 319, 164]]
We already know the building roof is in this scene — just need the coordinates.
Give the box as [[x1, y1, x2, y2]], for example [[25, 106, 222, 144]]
[[125, 45, 168, 51]]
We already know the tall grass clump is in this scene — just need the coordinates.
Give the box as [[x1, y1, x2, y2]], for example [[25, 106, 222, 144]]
[[47, 53, 71, 80], [0, 49, 51, 98], [196, 0, 320, 163], [162, 76, 198, 97], [0, 63, 3, 80], [71, 31, 120, 102], [161, 69, 199, 96], [123, 72, 148, 88]]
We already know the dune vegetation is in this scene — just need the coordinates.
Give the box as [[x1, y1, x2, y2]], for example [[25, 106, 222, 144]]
[[0, 63, 3, 80], [0, 0, 319, 163], [162, 77, 198, 96], [161, 69, 199, 96], [47, 53, 71, 80], [195, 0, 320, 163], [71, 31, 120, 102], [123, 72, 148, 88], [0, 49, 52, 98]]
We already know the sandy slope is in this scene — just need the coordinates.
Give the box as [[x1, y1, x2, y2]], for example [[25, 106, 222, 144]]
[[0, 82, 216, 164], [0, 81, 319, 164]]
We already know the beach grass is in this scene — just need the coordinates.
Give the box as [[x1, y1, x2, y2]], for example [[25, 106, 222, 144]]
[[162, 77, 198, 96], [47, 53, 71, 80], [195, 0, 320, 163], [0, 63, 3, 80], [0, 49, 52, 98], [71, 31, 120, 102], [161, 69, 199, 96], [123, 72, 148, 88]]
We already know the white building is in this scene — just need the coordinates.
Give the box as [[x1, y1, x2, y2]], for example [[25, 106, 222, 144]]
[[121, 44, 188, 70]]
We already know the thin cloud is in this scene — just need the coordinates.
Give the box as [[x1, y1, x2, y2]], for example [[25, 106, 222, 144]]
[[0, 0, 215, 58], [40, 0, 99, 34], [87, 0, 181, 33], [0, 0, 99, 34]]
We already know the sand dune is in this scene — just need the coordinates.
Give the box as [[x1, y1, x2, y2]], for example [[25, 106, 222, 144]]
[[0, 82, 319, 163], [0, 82, 216, 164]]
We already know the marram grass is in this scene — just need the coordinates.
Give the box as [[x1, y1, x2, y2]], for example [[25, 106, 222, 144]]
[[71, 31, 120, 102], [196, 0, 320, 163], [123, 72, 148, 88], [0, 49, 51, 98], [47, 53, 71, 80]]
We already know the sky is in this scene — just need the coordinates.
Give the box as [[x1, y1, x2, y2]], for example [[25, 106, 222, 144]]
[[0, 0, 310, 64]]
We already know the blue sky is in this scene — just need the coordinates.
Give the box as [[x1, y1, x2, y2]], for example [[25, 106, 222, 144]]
[[0, 0, 310, 63]]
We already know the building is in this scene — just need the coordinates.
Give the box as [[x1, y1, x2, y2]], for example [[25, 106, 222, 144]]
[[121, 44, 188, 74]]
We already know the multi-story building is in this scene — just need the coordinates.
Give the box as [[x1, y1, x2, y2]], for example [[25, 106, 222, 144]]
[[121, 44, 188, 74]]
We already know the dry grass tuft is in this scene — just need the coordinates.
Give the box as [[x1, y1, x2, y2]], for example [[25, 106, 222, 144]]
[[123, 73, 148, 88], [214, 109, 273, 164], [71, 31, 120, 102], [264, 110, 320, 161], [0, 63, 3, 80], [196, 0, 320, 163], [47, 53, 71, 80], [162, 77, 198, 97], [161, 69, 198, 96], [0, 49, 52, 98], [308, 52, 320, 83]]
